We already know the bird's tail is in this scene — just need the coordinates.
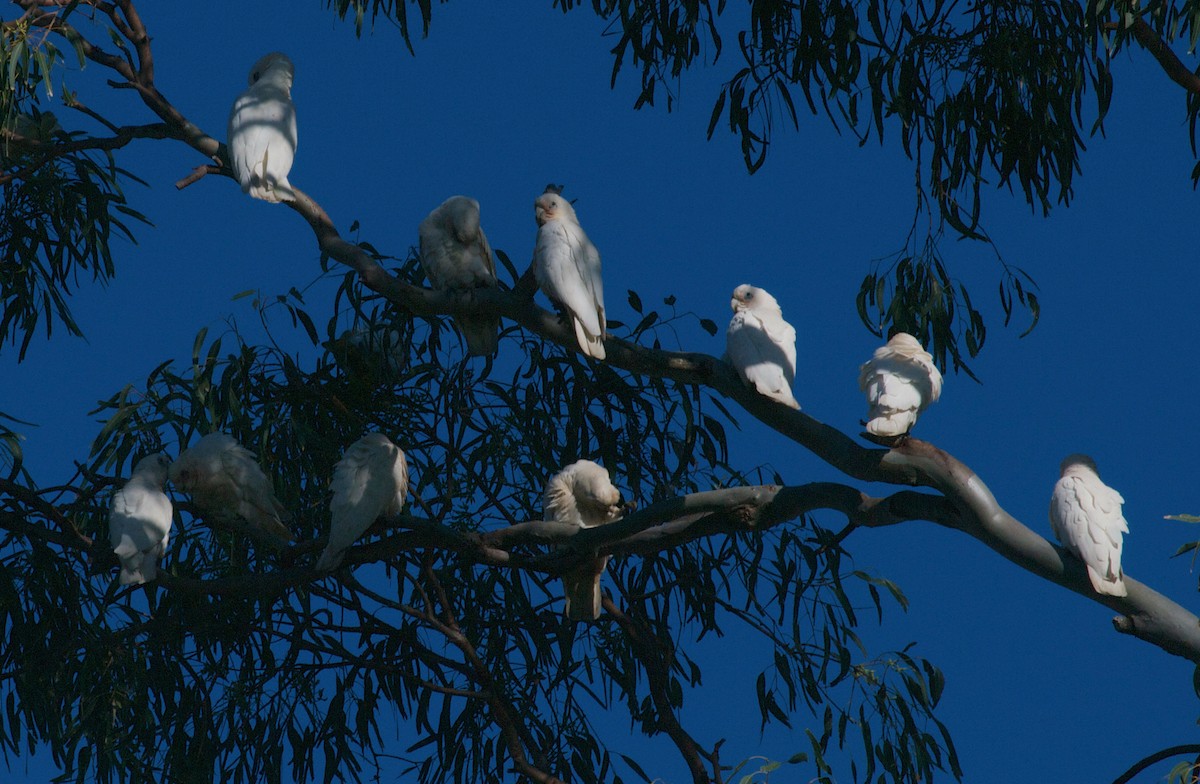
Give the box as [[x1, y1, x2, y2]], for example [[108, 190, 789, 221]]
[[562, 555, 611, 621], [461, 315, 500, 357], [562, 573, 601, 621], [758, 384, 800, 410], [573, 317, 606, 360], [315, 546, 345, 572], [247, 169, 294, 203], [865, 408, 916, 437], [1087, 566, 1128, 597]]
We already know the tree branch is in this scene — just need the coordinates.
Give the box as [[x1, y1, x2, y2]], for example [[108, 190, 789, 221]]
[[1111, 744, 1200, 784], [1126, 17, 1200, 96], [604, 596, 716, 784]]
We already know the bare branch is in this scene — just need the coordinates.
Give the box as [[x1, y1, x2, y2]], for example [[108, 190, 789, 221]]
[[1111, 744, 1200, 784], [605, 596, 717, 784], [1127, 18, 1200, 96]]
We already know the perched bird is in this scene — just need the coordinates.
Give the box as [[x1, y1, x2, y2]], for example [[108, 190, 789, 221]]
[[725, 284, 800, 409], [227, 52, 297, 202], [418, 196, 499, 356], [533, 191, 607, 360], [316, 433, 409, 571], [1049, 454, 1129, 597], [108, 453, 174, 585], [857, 332, 943, 440], [544, 459, 625, 621], [169, 432, 292, 544]]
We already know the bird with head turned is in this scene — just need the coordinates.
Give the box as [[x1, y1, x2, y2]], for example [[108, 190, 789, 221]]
[[419, 195, 499, 356], [169, 432, 292, 546], [725, 284, 800, 409], [316, 433, 409, 572], [543, 459, 625, 621], [1049, 454, 1129, 597], [858, 331, 942, 443], [109, 452, 174, 585], [533, 189, 607, 360], [227, 51, 297, 203]]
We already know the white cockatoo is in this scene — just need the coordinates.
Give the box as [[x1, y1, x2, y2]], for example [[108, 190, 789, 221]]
[[108, 453, 174, 585], [725, 284, 800, 409], [533, 191, 607, 360], [544, 459, 624, 621], [316, 433, 409, 571], [169, 432, 292, 544], [418, 195, 499, 356], [1049, 454, 1129, 597], [857, 332, 943, 439], [227, 52, 297, 203]]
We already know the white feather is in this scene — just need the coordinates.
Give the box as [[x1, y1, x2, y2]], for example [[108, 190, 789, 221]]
[[227, 52, 297, 203], [169, 432, 291, 544], [317, 434, 409, 571], [543, 459, 624, 620], [533, 193, 606, 360], [725, 284, 800, 409], [857, 332, 942, 437], [418, 195, 499, 356], [108, 453, 173, 585], [1049, 454, 1129, 597]]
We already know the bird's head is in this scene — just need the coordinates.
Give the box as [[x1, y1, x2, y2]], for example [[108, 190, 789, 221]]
[[248, 52, 294, 86], [167, 458, 192, 489], [134, 452, 172, 482], [887, 332, 924, 352], [731, 284, 777, 313], [534, 193, 559, 226], [1060, 453, 1099, 477], [535, 193, 578, 227]]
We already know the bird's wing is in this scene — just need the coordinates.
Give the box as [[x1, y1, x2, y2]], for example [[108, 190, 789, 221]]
[[477, 224, 496, 283], [326, 443, 396, 557], [535, 221, 605, 339], [227, 85, 296, 194], [728, 313, 797, 393], [544, 471, 581, 525], [864, 359, 924, 412], [1051, 475, 1125, 573], [387, 450, 410, 516], [221, 445, 291, 532], [758, 312, 796, 369], [109, 482, 172, 588], [1076, 475, 1130, 544]]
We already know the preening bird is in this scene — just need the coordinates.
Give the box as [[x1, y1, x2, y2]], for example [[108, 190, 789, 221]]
[[169, 432, 292, 544], [227, 52, 297, 203], [1049, 454, 1129, 597], [533, 191, 607, 360], [419, 195, 499, 356], [108, 453, 174, 585], [725, 284, 800, 409], [316, 433, 409, 571], [544, 459, 624, 621], [857, 332, 942, 439]]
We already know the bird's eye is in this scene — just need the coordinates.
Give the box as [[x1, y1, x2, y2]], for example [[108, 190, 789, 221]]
[[252, 71, 260, 81], [745, 291, 754, 298]]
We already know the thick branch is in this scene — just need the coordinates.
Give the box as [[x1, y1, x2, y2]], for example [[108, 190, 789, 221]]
[[0, 122, 176, 184], [16, 0, 1200, 668], [1112, 744, 1200, 784], [1127, 18, 1200, 96]]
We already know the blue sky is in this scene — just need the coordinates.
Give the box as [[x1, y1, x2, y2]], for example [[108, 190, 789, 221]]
[[3, 2, 1200, 782]]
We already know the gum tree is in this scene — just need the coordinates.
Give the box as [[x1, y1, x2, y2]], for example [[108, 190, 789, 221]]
[[2, 2, 1199, 783]]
